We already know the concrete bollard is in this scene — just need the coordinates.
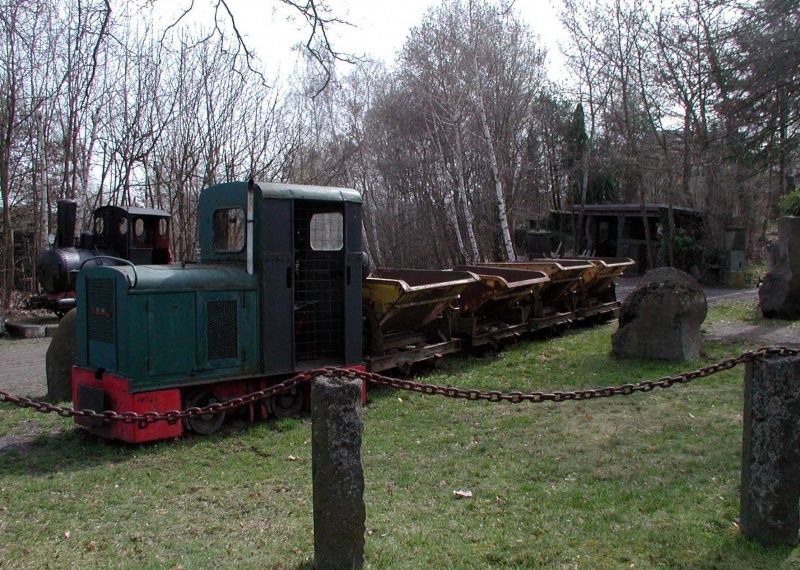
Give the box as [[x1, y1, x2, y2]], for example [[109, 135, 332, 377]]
[[740, 356, 800, 546], [312, 375, 366, 569]]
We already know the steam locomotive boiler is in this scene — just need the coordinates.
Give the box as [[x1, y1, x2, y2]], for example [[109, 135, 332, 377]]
[[30, 200, 171, 316]]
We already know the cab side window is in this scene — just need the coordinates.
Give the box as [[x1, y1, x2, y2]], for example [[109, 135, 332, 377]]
[[213, 208, 245, 252]]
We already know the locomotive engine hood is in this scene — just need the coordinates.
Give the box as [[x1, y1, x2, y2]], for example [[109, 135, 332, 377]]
[[75, 263, 258, 381], [96, 263, 256, 291]]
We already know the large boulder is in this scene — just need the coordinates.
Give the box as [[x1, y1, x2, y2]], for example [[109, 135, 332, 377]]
[[612, 269, 707, 361], [45, 308, 76, 402], [759, 217, 800, 319]]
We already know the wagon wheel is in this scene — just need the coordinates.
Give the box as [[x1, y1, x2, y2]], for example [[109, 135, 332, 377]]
[[270, 387, 304, 418], [183, 391, 226, 435]]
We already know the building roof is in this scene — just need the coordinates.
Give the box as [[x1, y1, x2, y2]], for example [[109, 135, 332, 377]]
[[554, 203, 704, 217]]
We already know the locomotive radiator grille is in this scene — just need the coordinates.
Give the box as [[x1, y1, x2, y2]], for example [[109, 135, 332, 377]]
[[86, 277, 115, 344], [207, 299, 238, 360]]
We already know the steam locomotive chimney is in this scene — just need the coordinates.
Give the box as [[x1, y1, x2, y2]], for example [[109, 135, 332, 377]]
[[56, 199, 78, 248]]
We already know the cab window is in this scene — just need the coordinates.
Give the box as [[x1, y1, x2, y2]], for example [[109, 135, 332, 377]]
[[309, 212, 343, 251], [213, 208, 245, 252]]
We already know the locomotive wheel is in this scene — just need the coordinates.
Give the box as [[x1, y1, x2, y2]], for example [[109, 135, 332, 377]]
[[183, 391, 226, 435], [270, 387, 304, 418]]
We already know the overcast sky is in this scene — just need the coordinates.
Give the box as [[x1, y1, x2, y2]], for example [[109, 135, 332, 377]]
[[156, 0, 569, 82]]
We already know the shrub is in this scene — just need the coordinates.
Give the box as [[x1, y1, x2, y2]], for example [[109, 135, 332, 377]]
[[778, 189, 800, 216], [672, 230, 705, 274]]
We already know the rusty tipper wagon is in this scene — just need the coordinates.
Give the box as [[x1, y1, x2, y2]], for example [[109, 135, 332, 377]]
[[363, 268, 477, 372]]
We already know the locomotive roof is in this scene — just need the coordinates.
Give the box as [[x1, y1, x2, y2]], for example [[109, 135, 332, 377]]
[[252, 181, 362, 203], [94, 205, 170, 218]]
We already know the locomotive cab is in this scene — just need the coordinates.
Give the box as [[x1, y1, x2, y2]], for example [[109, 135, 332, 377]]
[[91, 205, 171, 265], [198, 181, 364, 374]]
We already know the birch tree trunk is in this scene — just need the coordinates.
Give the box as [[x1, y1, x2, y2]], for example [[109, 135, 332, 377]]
[[1, 22, 17, 309], [445, 185, 468, 263], [77, 108, 101, 233], [361, 179, 384, 267], [453, 126, 480, 263], [33, 110, 48, 293], [471, 50, 515, 261], [1, 120, 13, 308], [425, 117, 466, 262]]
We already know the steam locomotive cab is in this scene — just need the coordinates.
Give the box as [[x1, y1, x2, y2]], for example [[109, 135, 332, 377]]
[[91, 206, 171, 265], [72, 181, 363, 442], [31, 201, 171, 315]]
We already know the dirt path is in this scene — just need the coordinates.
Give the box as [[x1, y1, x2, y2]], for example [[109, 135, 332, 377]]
[[704, 322, 800, 347], [616, 279, 760, 304]]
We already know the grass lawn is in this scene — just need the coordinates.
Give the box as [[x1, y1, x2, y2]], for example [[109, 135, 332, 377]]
[[2, 300, 800, 568]]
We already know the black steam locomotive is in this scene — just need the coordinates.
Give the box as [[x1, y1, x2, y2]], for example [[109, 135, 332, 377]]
[[29, 199, 171, 316]]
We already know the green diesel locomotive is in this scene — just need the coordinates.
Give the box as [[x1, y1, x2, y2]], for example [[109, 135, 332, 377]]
[[72, 181, 364, 442]]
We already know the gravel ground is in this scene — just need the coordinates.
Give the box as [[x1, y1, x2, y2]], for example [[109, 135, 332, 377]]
[[0, 336, 49, 398], [703, 322, 800, 347], [616, 278, 760, 304]]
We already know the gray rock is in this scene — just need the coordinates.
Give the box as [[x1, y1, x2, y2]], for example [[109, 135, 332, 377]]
[[760, 217, 800, 319], [45, 309, 76, 402], [612, 278, 707, 361], [740, 356, 800, 546], [5, 317, 59, 338], [312, 375, 365, 570]]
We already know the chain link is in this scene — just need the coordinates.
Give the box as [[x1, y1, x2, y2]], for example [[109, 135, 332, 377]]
[[0, 347, 797, 426], [360, 346, 799, 403]]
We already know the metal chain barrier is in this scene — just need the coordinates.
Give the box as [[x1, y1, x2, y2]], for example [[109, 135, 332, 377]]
[[353, 346, 800, 402], [0, 370, 319, 428], [0, 347, 797, 426]]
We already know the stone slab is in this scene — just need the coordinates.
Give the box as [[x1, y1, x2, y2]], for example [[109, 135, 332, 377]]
[[45, 309, 76, 402], [5, 318, 59, 339], [612, 277, 707, 361], [760, 217, 800, 319]]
